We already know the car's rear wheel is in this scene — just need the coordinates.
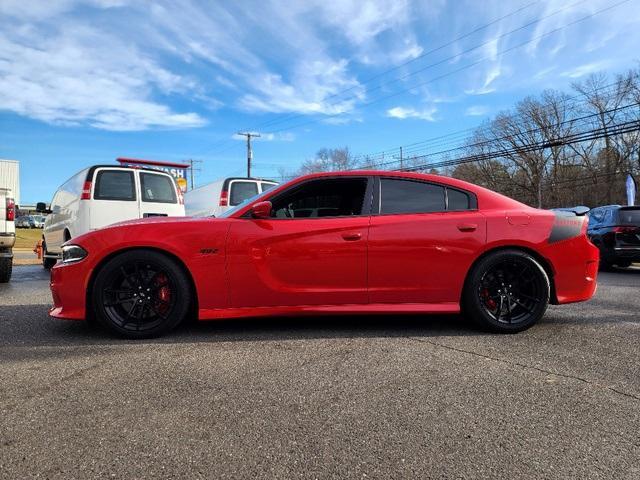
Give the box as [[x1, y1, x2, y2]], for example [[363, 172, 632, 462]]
[[92, 250, 191, 339], [463, 250, 550, 333]]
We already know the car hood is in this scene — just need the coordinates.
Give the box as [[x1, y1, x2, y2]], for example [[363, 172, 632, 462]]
[[106, 215, 223, 229]]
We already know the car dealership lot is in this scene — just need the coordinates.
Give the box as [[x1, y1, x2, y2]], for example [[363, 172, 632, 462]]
[[1, 266, 639, 479]]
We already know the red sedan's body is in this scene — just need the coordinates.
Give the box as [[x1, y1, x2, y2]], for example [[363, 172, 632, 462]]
[[50, 171, 599, 330]]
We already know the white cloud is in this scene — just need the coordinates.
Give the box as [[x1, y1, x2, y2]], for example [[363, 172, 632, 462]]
[[464, 86, 496, 96], [386, 106, 437, 121], [561, 61, 609, 79], [465, 105, 489, 116], [0, 17, 206, 130], [238, 59, 364, 115], [314, 0, 411, 46]]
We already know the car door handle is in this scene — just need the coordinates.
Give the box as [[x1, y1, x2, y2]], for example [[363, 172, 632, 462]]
[[457, 223, 477, 232], [341, 232, 362, 241]]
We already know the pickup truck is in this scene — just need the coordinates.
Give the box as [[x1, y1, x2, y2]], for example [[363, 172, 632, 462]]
[[0, 187, 15, 282]]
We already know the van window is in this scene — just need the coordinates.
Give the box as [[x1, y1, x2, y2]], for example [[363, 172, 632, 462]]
[[94, 170, 136, 201], [380, 178, 445, 214], [140, 173, 177, 203], [230, 181, 259, 206], [261, 182, 277, 192]]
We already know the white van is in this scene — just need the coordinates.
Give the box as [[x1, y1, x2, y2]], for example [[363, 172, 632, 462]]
[[0, 187, 15, 282], [184, 177, 278, 217], [41, 165, 185, 267]]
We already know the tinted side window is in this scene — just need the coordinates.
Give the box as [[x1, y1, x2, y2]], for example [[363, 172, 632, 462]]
[[380, 178, 445, 214], [141, 173, 177, 203], [261, 182, 277, 192], [447, 188, 471, 211], [230, 181, 259, 206], [94, 170, 135, 201], [271, 178, 368, 218], [617, 208, 640, 225]]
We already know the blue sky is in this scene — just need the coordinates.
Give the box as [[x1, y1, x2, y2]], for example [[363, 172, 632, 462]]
[[1, 0, 639, 203]]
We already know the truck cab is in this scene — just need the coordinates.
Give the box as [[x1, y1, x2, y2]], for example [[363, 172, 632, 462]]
[[0, 187, 16, 282]]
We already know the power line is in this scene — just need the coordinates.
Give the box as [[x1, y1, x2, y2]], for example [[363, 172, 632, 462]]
[[360, 93, 639, 170], [353, 83, 623, 164], [400, 118, 640, 173], [188, 1, 562, 157], [261, 0, 632, 136]]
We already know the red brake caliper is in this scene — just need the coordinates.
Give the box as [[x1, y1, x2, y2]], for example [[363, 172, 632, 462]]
[[481, 288, 497, 310], [154, 273, 171, 313]]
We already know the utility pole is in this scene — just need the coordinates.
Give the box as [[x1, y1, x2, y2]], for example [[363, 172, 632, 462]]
[[188, 159, 202, 190], [237, 132, 261, 178]]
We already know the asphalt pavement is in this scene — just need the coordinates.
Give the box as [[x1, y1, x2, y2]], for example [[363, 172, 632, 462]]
[[1, 265, 639, 479]]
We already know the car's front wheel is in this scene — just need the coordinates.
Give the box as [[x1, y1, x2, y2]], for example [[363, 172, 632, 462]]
[[462, 250, 550, 333], [92, 250, 192, 339]]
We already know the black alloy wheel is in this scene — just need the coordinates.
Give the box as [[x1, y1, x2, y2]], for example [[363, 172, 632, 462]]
[[463, 250, 550, 333], [92, 250, 191, 338]]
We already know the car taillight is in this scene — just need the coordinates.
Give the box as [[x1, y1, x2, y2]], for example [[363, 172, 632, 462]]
[[219, 189, 228, 207], [177, 189, 184, 205], [6, 197, 15, 221], [81, 181, 92, 200], [613, 226, 640, 233]]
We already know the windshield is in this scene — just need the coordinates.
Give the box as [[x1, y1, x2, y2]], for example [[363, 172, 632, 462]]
[[217, 188, 273, 218]]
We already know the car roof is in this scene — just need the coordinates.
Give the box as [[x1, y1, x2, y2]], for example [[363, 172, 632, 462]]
[[231, 169, 529, 217], [304, 170, 527, 205]]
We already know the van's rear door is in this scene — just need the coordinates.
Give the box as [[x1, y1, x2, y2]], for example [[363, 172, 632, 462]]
[[90, 168, 140, 230], [137, 171, 185, 218]]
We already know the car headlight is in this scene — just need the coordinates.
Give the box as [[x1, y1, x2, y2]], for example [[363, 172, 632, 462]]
[[62, 245, 88, 264]]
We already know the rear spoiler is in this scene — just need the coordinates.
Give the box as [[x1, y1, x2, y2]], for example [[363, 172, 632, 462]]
[[551, 206, 590, 216]]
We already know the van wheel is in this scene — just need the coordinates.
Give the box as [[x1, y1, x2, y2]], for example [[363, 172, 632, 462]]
[[92, 250, 191, 339], [462, 250, 550, 333], [42, 242, 57, 269], [0, 257, 12, 283]]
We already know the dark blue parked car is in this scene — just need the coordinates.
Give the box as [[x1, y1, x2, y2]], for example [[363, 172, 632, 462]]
[[587, 205, 640, 269]]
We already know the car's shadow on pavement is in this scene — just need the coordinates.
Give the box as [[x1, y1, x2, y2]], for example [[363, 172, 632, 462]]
[[1, 303, 485, 350]]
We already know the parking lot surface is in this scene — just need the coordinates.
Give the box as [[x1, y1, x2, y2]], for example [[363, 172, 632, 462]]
[[1, 265, 639, 479]]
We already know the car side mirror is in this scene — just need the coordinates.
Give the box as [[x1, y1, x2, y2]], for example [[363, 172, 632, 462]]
[[251, 201, 272, 219], [36, 202, 52, 214]]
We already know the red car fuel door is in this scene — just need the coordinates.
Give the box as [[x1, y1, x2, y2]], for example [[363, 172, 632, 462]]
[[225, 176, 373, 308], [226, 216, 369, 308], [368, 177, 486, 305]]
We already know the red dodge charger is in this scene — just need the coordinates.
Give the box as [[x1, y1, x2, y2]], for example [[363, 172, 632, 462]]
[[50, 171, 599, 338]]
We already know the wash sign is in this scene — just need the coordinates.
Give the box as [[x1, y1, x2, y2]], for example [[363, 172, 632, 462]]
[[116, 157, 189, 193]]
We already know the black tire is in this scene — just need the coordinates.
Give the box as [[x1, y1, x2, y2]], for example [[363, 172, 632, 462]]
[[92, 250, 191, 339], [0, 257, 12, 283], [599, 258, 613, 271], [462, 250, 550, 333], [42, 241, 57, 269]]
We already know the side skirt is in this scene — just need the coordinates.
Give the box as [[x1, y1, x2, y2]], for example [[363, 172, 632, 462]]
[[198, 302, 460, 321]]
